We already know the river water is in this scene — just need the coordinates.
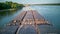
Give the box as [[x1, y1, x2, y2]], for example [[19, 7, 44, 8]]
[[30, 5, 60, 29], [0, 10, 22, 27], [0, 5, 60, 34], [30, 5, 60, 34]]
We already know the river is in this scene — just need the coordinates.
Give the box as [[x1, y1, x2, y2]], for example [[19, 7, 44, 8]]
[[0, 9, 22, 27], [0, 5, 60, 34]]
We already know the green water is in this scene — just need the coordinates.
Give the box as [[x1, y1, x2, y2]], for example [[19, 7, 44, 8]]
[[0, 10, 22, 28]]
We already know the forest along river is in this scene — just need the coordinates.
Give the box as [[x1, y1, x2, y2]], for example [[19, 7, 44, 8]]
[[0, 5, 60, 34]]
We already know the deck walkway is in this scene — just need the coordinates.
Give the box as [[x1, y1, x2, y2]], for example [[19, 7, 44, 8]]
[[0, 10, 56, 34]]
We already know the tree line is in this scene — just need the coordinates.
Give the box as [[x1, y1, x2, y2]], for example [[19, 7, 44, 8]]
[[0, 1, 24, 10]]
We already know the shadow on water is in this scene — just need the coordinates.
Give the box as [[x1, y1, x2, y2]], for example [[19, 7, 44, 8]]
[[0, 9, 22, 29], [0, 10, 16, 20]]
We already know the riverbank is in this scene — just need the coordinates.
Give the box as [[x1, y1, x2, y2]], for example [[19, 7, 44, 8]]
[[0, 8, 23, 12], [0, 9, 16, 12]]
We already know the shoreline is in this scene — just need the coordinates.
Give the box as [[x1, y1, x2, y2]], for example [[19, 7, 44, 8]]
[[0, 9, 17, 12]]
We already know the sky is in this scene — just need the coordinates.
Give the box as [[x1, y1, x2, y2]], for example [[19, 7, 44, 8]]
[[0, 0, 60, 4]]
